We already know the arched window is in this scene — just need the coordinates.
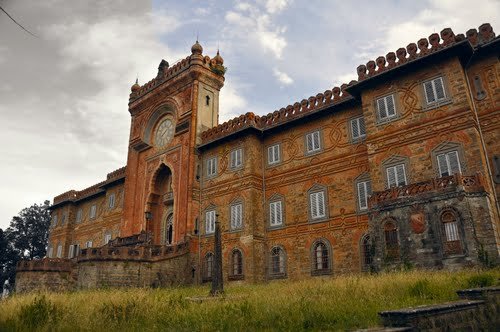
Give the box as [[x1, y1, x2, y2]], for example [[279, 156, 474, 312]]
[[384, 220, 400, 261], [441, 210, 462, 255], [311, 240, 331, 275], [360, 234, 372, 271], [204, 252, 214, 281], [270, 246, 286, 277], [230, 249, 243, 278], [161, 214, 173, 245]]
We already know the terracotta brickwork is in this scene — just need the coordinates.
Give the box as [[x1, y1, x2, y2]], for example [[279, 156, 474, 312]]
[[18, 24, 500, 291]]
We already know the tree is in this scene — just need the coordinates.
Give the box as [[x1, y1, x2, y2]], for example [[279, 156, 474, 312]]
[[0, 200, 51, 285]]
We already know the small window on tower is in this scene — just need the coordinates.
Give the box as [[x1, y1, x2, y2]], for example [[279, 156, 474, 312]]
[[206, 95, 210, 106]]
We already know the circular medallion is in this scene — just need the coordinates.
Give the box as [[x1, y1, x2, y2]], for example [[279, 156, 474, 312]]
[[154, 118, 174, 147]]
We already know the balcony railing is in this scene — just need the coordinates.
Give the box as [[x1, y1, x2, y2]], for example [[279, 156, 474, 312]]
[[370, 173, 484, 208]]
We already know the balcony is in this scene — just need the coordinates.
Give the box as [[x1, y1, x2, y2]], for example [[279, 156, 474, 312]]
[[370, 174, 484, 208], [163, 192, 174, 204]]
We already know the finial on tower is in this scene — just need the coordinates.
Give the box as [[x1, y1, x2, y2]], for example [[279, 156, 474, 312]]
[[131, 78, 140, 92], [191, 39, 203, 55], [214, 49, 224, 65]]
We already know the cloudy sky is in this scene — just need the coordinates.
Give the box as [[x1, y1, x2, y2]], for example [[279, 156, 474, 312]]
[[0, 0, 498, 230]]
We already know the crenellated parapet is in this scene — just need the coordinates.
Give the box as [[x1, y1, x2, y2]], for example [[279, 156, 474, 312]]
[[16, 258, 73, 272], [77, 242, 190, 262], [201, 85, 354, 144], [129, 50, 225, 102], [356, 23, 495, 82], [52, 166, 126, 207]]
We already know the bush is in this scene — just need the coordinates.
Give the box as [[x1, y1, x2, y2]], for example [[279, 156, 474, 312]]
[[465, 273, 495, 288]]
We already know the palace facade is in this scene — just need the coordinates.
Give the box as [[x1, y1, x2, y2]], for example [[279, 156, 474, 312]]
[[16, 23, 500, 291]]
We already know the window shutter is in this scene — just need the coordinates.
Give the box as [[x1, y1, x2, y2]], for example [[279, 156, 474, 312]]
[[238, 149, 242, 166], [268, 146, 274, 164], [357, 182, 367, 210], [377, 98, 388, 119], [434, 77, 445, 100], [68, 245, 74, 259], [306, 134, 313, 152], [317, 192, 325, 217], [359, 117, 366, 137], [230, 151, 235, 168], [387, 166, 397, 188], [351, 119, 360, 139], [386, 95, 396, 117], [274, 145, 280, 162], [396, 164, 406, 186], [424, 81, 436, 103], [270, 202, 276, 225], [276, 201, 282, 225], [236, 204, 242, 228], [313, 132, 320, 150], [448, 151, 460, 174], [437, 153, 448, 176], [310, 193, 318, 218]]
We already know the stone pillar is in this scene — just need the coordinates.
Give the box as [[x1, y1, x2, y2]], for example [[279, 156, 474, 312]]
[[210, 217, 223, 295]]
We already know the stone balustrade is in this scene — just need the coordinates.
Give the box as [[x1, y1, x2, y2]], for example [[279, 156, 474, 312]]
[[370, 173, 484, 207]]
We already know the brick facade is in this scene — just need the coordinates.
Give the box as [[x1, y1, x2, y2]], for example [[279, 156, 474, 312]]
[[16, 24, 500, 291]]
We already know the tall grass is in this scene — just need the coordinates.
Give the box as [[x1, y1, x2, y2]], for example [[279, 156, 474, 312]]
[[0, 268, 498, 331]]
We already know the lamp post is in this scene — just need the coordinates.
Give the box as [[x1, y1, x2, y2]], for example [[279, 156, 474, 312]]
[[145, 211, 152, 244], [210, 214, 224, 295]]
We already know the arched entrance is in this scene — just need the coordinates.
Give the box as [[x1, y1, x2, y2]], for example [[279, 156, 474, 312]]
[[148, 164, 174, 245]]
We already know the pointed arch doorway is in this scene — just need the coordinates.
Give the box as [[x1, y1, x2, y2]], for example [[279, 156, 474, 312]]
[[161, 213, 174, 245], [147, 164, 175, 245]]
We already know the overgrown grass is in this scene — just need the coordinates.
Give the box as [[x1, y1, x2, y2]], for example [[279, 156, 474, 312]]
[[0, 268, 498, 331]]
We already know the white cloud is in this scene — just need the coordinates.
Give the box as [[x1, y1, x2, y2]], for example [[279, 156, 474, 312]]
[[219, 82, 248, 121], [273, 68, 293, 85], [266, 0, 290, 14]]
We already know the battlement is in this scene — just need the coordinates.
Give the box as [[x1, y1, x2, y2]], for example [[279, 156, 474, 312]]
[[200, 23, 496, 146], [201, 85, 353, 144], [356, 23, 495, 82], [16, 258, 73, 272], [52, 166, 126, 206], [78, 242, 190, 262], [129, 53, 225, 102]]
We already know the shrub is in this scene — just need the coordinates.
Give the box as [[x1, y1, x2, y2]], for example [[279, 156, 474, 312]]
[[465, 273, 495, 288]]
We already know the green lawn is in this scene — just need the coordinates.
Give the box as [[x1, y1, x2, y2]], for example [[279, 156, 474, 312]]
[[0, 268, 498, 331]]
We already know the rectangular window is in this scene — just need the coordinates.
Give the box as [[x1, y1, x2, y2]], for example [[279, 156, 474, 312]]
[[437, 151, 461, 177], [269, 200, 283, 226], [108, 194, 116, 209], [386, 164, 407, 188], [230, 148, 243, 169], [68, 244, 80, 259], [85, 240, 93, 248], [104, 234, 112, 244], [205, 210, 216, 234], [351, 117, 366, 140], [61, 214, 66, 225], [376, 94, 397, 121], [423, 77, 446, 105], [306, 131, 321, 154], [89, 204, 97, 219], [47, 246, 53, 258], [52, 215, 58, 227], [357, 180, 372, 211], [76, 209, 83, 223], [268, 144, 281, 165], [310, 191, 326, 220], [444, 222, 460, 242], [56, 244, 62, 258], [230, 203, 243, 230], [206, 157, 217, 177]]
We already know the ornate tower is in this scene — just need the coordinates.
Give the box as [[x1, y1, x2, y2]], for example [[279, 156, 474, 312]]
[[121, 41, 225, 245]]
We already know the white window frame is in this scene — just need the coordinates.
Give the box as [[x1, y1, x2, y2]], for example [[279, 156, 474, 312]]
[[85, 240, 93, 248], [350, 116, 366, 141], [386, 164, 407, 188], [89, 204, 97, 219], [437, 150, 461, 177], [305, 130, 321, 154], [269, 200, 283, 227], [230, 202, 243, 230], [357, 180, 372, 211], [108, 193, 116, 209], [267, 144, 281, 165], [376, 94, 397, 122], [76, 208, 83, 223], [68, 244, 80, 259], [47, 246, 53, 258], [230, 148, 243, 169], [206, 157, 217, 177], [423, 76, 446, 105], [309, 191, 326, 220], [205, 209, 216, 234]]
